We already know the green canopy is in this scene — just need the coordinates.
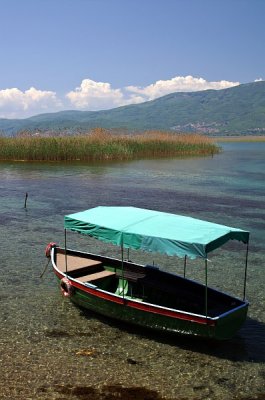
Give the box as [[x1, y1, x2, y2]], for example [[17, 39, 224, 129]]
[[64, 206, 249, 259]]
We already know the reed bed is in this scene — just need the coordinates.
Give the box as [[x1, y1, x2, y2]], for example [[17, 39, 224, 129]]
[[0, 129, 219, 162]]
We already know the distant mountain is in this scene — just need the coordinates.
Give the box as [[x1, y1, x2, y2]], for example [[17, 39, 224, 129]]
[[1, 81, 265, 135]]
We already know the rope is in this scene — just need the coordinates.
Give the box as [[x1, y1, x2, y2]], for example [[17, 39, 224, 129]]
[[40, 258, 50, 279]]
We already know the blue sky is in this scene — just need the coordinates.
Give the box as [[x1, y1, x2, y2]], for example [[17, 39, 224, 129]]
[[0, 0, 264, 118]]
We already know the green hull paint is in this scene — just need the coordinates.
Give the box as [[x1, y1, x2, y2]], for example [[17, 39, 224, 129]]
[[214, 305, 249, 340], [59, 280, 248, 340]]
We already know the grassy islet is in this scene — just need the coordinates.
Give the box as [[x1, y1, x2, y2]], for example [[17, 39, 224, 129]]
[[0, 129, 219, 162]]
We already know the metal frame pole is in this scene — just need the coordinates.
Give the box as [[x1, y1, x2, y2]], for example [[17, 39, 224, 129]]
[[205, 259, 208, 319], [121, 239, 125, 300], [243, 242, 249, 301], [64, 229, 68, 274], [184, 255, 187, 278]]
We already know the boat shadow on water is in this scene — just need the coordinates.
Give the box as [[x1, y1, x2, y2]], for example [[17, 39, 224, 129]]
[[77, 307, 265, 364]]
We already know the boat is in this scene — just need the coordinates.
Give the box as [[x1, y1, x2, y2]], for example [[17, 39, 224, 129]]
[[46, 206, 250, 340]]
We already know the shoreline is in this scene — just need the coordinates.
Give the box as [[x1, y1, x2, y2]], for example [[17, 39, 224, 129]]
[[212, 135, 265, 142]]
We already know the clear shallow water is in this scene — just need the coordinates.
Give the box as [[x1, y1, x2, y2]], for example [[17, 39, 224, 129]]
[[0, 142, 264, 399]]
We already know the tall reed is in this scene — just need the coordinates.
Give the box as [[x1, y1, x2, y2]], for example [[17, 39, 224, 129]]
[[0, 129, 219, 162]]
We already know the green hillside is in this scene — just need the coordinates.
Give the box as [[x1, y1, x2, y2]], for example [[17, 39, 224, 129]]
[[1, 81, 265, 135]]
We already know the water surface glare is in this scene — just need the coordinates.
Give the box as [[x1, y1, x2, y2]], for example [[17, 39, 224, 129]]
[[0, 142, 264, 399]]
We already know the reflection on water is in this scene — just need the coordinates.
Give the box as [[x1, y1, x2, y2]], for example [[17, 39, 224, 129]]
[[0, 142, 265, 399]]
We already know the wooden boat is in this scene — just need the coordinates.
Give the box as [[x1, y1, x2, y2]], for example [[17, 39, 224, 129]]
[[47, 206, 250, 340]]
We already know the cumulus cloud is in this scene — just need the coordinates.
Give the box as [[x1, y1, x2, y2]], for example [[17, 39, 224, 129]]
[[66, 76, 240, 111], [0, 87, 62, 118], [125, 75, 240, 101], [0, 76, 241, 118], [66, 79, 125, 110]]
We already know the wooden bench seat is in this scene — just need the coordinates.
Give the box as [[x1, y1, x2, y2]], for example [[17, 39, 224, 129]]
[[116, 264, 159, 283], [116, 265, 146, 282], [77, 270, 116, 283], [118, 270, 146, 282], [56, 253, 103, 273]]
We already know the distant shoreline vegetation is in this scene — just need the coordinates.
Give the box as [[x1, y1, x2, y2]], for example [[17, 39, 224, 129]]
[[215, 135, 265, 142], [0, 129, 220, 162]]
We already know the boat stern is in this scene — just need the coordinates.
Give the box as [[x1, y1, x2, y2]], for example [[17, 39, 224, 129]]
[[210, 302, 249, 340]]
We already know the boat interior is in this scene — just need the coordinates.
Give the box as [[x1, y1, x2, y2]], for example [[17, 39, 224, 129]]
[[55, 248, 244, 318]]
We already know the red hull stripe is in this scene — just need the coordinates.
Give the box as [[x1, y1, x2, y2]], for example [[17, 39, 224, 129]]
[[55, 270, 215, 326]]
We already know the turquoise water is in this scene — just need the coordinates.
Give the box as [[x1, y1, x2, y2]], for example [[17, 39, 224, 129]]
[[0, 142, 264, 399]]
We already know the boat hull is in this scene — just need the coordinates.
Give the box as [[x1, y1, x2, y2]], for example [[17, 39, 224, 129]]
[[54, 274, 248, 341], [51, 247, 248, 340]]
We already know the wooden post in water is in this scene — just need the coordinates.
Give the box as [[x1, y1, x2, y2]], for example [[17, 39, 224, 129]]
[[24, 192, 28, 208]]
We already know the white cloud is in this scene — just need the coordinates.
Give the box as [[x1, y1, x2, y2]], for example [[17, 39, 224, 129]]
[[125, 75, 240, 101], [0, 76, 241, 118], [0, 87, 62, 118], [66, 76, 240, 112], [66, 79, 124, 110]]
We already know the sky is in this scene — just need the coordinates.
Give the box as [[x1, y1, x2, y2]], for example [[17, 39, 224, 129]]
[[0, 0, 264, 119]]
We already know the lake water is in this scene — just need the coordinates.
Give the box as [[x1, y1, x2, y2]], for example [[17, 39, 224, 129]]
[[0, 142, 264, 399]]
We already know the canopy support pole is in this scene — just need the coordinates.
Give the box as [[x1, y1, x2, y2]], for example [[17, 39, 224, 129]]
[[64, 229, 68, 274], [243, 242, 249, 301], [127, 248, 130, 262], [121, 240, 125, 300], [184, 255, 187, 278], [205, 259, 208, 319]]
